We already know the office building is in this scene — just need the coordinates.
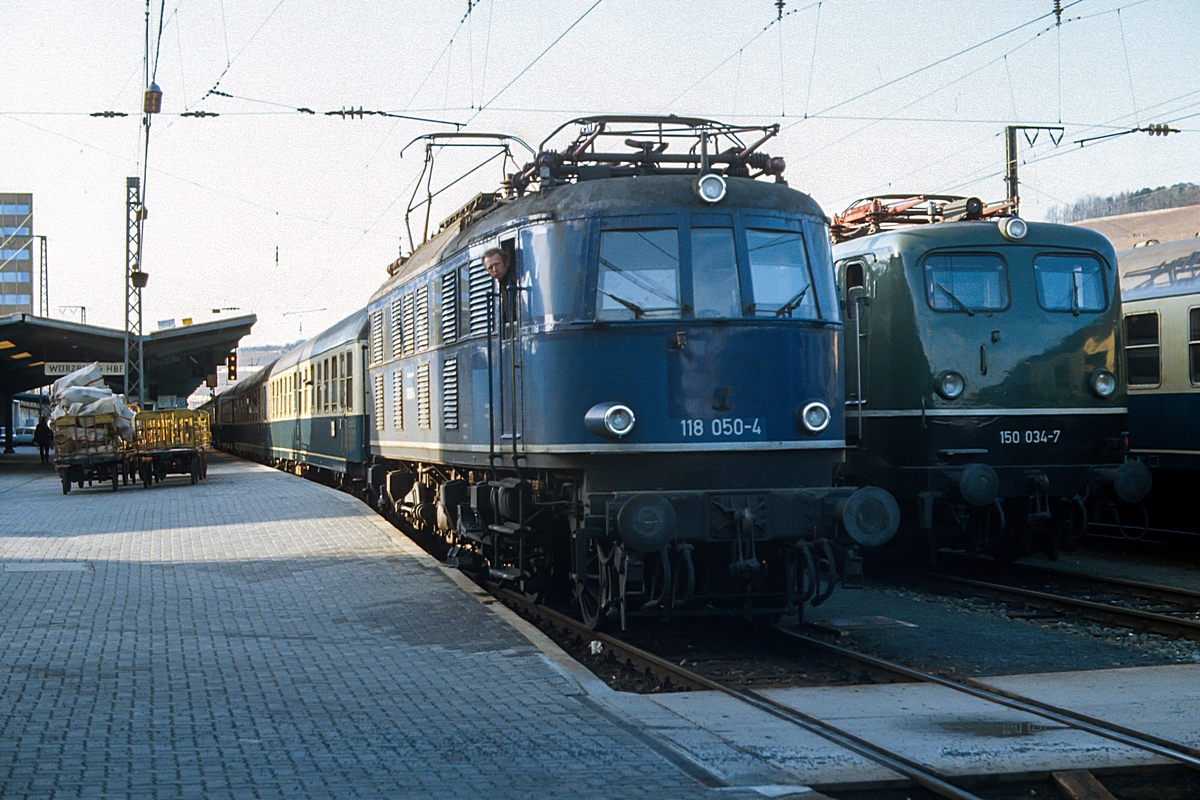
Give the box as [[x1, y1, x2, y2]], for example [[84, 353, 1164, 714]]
[[0, 193, 33, 315]]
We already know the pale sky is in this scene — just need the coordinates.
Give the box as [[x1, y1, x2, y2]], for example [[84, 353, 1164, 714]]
[[4, 0, 1197, 346]]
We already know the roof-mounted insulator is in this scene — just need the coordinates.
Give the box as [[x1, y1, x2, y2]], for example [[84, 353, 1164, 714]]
[[143, 83, 163, 114]]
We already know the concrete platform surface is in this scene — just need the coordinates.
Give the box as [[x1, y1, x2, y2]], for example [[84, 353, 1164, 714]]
[[3, 451, 1197, 798], [0, 454, 778, 800]]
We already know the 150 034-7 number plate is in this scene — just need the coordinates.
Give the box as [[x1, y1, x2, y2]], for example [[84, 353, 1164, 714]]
[[1000, 429, 1061, 444], [681, 418, 763, 437]]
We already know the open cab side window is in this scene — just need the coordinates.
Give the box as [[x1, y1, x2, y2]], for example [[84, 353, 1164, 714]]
[[837, 258, 870, 324]]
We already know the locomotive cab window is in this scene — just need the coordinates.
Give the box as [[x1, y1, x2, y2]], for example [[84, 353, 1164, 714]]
[[597, 229, 681, 320], [1033, 254, 1107, 313], [747, 229, 817, 318], [691, 227, 740, 318], [1125, 311, 1160, 386], [840, 258, 867, 321], [1190, 307, 1200, 385], [924, 252, 1009, 313]]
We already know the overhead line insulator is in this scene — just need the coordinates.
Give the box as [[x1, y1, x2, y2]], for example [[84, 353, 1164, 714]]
[[90, 111, 129, 118]]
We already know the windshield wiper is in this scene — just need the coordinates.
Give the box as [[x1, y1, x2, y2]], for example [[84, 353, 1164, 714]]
[[598, 290, 646, 319], [935, 283, 975, 316], [775, 284, 810, 318]]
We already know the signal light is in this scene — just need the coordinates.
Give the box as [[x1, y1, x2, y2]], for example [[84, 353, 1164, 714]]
[[227, 353, 237, 381]]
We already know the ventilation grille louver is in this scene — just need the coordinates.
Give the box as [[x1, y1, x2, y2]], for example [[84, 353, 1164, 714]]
[[416, 364, 431, 430]]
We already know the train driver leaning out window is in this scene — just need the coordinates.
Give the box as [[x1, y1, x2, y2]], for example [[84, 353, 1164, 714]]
[[483, 247, 511, 285], [483, 246, 517, 326]]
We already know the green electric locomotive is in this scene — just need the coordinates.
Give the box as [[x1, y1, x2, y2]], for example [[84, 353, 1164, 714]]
[[830, 195, 1151, 557]]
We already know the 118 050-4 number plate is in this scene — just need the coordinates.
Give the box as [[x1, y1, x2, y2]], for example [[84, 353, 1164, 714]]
[[681, 418, 763, 438]]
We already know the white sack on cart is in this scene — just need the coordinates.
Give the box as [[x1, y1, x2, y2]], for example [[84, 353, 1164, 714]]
[[58, 385, 113, 408], [78, 395, 136, 441], [51, 363, 105, 400]]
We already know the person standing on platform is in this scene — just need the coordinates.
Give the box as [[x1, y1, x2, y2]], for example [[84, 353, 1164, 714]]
[[33, 417, 53, 464]]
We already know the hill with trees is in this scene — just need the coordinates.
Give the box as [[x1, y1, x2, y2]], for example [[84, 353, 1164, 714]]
[[1045, 182, 1200, 223]]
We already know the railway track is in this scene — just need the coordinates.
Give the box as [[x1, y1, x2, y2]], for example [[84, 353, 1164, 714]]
[[909, 567, 1200, 643], [485, 583, 1200, 800]]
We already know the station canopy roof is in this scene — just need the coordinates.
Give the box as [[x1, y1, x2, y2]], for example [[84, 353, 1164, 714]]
[[0, 313, 256, 399]]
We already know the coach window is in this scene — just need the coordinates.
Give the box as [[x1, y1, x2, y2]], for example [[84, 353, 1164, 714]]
[[1125, 311, 1160, 386], [1190, 308, 1200, 385], [924, 253, 1009, 313], [596, 229, 681, 320], [746, 229, 817, 319], [1033, 254, 1107, 313]]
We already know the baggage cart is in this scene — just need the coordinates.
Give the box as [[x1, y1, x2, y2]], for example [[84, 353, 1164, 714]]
[[129, 409, 210, 488], [53, 413, 127, 494]]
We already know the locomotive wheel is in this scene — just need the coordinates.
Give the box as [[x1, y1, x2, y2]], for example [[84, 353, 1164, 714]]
[[190, 460, 199, 485], [60, 469, 71, 495], [576, 538, 618, 631], [111, 466, 119, 492]]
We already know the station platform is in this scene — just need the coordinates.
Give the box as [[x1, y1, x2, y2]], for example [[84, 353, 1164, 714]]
[[1, 451, 1196, 798]]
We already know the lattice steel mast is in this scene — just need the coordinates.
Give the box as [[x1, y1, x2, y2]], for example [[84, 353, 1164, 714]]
[[124, 177, 145, 404]]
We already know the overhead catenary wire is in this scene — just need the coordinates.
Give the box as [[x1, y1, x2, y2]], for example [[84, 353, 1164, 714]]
[[1117, 8, 1141, 127], [658, 3, 818, 113], [782, 1, 1086, 133], [199, 0, 287, 106], [803, 1, 822, 119], [794, 21, 1053, 164], [468, 0, 605, 122]]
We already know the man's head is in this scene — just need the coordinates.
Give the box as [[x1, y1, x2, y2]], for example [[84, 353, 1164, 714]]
[[483, 247, 508, 282]]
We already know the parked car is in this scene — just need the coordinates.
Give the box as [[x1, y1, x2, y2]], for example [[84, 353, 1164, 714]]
[[0, 427, 37, 445]]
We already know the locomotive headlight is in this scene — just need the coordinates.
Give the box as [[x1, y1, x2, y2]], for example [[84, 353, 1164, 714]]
[[585, 402, 637, 439], [935, 370, 965, 400], [1090, 368, 1117, 397], [799, 401, 831, 433], [999, 216, 1028, 241], [694, 173, 727, 204]]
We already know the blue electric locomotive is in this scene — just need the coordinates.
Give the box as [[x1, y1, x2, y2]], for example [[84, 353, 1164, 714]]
[[365, 117, 898, 627]]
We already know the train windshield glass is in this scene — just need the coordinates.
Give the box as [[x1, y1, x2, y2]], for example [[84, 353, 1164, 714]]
[[691, 228, 741, 318], [924, 253, 1009, 312], [1033, 255, 1107, 312], [597, 229, 682, 320], [746, 229, 817, 318]]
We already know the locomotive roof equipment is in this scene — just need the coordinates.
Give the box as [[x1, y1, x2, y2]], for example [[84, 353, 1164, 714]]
[[830, 194, 1018, 243], [509, 115, 788, 193]]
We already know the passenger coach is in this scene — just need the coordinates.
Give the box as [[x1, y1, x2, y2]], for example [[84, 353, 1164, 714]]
[[1118, 237, 1200, 473]]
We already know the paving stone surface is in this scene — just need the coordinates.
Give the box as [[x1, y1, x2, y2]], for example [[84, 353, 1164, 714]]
[[0, 453, 739, 800]]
